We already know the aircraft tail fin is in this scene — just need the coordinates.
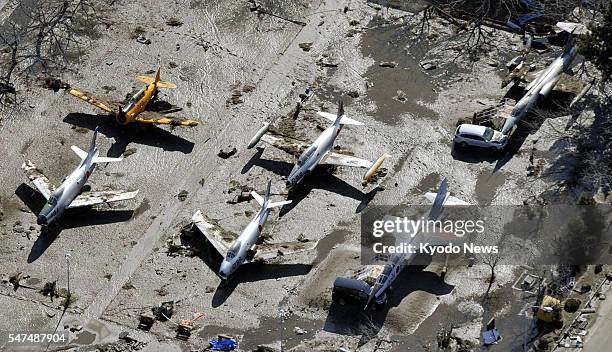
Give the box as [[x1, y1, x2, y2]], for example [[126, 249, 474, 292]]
[[154, 67, 161, 84], [89, 126, 99, 153], [335, 100, 345, 125]]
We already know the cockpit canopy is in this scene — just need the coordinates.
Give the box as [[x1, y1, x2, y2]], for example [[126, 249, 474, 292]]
[[121, 87, 146, 113], [227, 240, 241, 259], [297, 146, 316, 166], [48, 189, 64, 205]]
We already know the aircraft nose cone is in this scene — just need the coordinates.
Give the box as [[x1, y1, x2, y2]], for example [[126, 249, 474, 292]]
[[36, 214, 47, 226], [219, 262, 231, 280]]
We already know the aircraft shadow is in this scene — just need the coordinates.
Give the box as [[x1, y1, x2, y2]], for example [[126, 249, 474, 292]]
[[243, 149, 376, 215], [211, 262, 312, 308], [16, 184, 134, 263], [323, 263, 454, 346], [62, 113, 194, 157]]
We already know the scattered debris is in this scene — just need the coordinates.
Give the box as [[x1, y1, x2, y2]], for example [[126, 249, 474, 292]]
[[298, 42, 313, 52], [420, 61, 437, 70], [316, 54, 339, 68], [123, 148, 137, 157], [136, 35, 151, 45], [208, 335, 237, 351], [347, 91, 359, 98], [138, 314, 154, 331], [166, 17, 184, 27], [218, 147, 237, 159], [177, 190, 189, 201], [293, 326, 306, 335], [226, 90, 243, 106], [152, 301, 174, 321], [40, 281, 60, 300], [226, 181, 254, 204], [379, 61, 397, 68], [393, 90, 407, 103], [42, 77, 69, 92]]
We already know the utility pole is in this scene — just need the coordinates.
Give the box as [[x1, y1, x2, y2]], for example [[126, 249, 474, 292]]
[[278, 307, 286, 352], [64, 250, 72, 307]]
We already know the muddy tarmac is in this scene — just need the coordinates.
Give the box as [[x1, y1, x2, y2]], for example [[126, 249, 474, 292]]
[[0, 0, 588, 351]]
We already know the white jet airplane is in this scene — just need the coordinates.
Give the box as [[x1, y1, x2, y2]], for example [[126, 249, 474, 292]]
[[192, 180, 318, 280], [363, 179, 469, 308], [501, 43, 579, 134], [247, 101, 390, 187], [22, 128, 139, 226]]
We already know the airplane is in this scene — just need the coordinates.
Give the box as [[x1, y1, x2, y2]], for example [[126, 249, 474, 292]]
[[192, 180, 318, 280], [66, 67, 199, 127], [501, 43, 580, 134], [247, 100, 390, 187], [22, 128, 139, 226], [331, 178, 468, 309]]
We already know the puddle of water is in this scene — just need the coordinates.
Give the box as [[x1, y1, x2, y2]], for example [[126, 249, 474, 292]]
[[73, 330, 96, 345], [475, 170, 507, 206], [411, 172, 441, 195], [314, 229, 349, 264], [360, 20, 438, 125]]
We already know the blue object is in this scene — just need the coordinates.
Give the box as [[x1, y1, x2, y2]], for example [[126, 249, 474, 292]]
[[208, 338, 237, 351]]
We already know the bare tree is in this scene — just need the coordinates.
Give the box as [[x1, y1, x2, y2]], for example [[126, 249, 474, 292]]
[[0, 0, 108, 108]]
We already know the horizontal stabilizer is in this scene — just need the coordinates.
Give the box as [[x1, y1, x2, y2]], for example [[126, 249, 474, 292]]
[[267, 200, 292, 209], [92, 156, 123, 163], [251, 191, 264, 206], [317, 111, 364, 125], [71, 145, 88, 160], [136, 75, 177, 89]]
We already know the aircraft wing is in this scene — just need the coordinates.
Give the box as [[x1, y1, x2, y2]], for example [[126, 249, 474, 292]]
[[68, 88, 121, 113], [68, 190, 139, 208], [134, 111, 199, 127], [253, 240, 319, 262], [22, 160, 55, 199], [191, 210, 235, 257], [320, 151, 373, 168], [515, 70, 584, 95], [259, 132, 310, 158]]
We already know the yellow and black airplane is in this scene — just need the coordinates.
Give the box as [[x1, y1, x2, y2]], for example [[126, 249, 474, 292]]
[[67, 68, 199, 127]]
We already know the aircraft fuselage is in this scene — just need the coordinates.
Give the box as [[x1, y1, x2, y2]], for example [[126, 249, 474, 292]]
[[286, 122, 342, 186], [501, 45, 577, 134], [37, 151, 96, 226], [218, 206, 271, 280], [115, 83, 157, 125]]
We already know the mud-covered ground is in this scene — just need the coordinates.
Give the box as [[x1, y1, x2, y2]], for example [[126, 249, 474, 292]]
[[0, 1, 593, 351]]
